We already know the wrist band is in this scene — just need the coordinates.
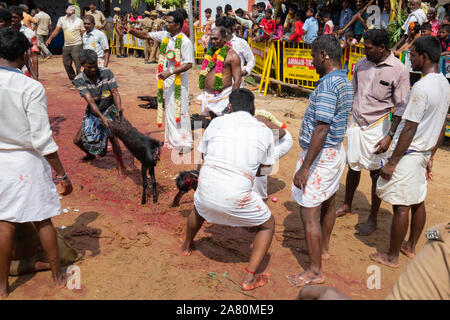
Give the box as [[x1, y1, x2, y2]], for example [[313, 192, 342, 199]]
[[244, 267, 255, 274], [388, 130, 395, 138]]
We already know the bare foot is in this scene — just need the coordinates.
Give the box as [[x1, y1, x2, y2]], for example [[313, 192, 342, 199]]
[[242, 273, 271, 291], [369, 252, 399, 268], [81, 154, 96, 162], [356, 220, 377, 236], [287, 270, 325, 287], [336, 205, 351, 217], [181, 243, 193, 256], [400, 244, 415, 259], [296, 247, 330, 260], [0, 287, 8, 299], [52, 271, 67, 288]]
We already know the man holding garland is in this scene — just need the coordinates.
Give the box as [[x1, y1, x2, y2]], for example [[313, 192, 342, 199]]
[[198, 26, 242, 119], [123, 11, 193, 154]]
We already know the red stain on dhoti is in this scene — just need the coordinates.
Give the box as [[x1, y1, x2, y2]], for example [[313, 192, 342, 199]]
[[237, 192, 252, 209], [19, 174, 24, 181]]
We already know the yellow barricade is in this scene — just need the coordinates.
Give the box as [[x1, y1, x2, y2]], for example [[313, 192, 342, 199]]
[[194, 26, 205, 60], [281, 41, 319, 90], [346, 44, 365, 82], [249, 38, 269, 75]]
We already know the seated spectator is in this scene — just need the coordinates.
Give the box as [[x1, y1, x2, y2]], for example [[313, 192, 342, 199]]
[[427, 7, 441, 37], [321, 11, 334, 35], [284, 10, 304, 42], [272, 13, 284, 40], [283, 3, 297, 38], [260, 9, 276, 39], [302, 7, 319, 44]]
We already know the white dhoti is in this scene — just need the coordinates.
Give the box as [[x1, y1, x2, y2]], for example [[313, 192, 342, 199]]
[[97, 57, 105, 68], [292, 143, 346, 208], [197, 86, 232, 117], [0, 150, 61, 223], [194, 162, 271, 227], [376, 151, 430, 206], [253, 131, 293, 200], [164, 81, 192, 150], [347, 114, 390, 171]]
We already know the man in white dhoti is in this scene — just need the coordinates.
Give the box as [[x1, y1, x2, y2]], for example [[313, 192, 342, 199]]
[[336, 29, 410, 236], [124, 10, 193, 154], [370, 36, 450, 268], [182, 89, 276, 292], [0, 29, 73, 298], [197, 26, 241, 119], [288, 35, 354, 287]]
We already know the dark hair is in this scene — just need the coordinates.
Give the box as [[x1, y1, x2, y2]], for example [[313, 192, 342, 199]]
[[442, 24, 450, 33], [311, 34, 342, 62], [229, 88, 255, 115], [0, 28, 31, 61], [307, 7, 315, 15], [205, 8, 212, 14], [320, 11, 331, 19], [224, 4, 232, 12], [167, 10, 185, 28], [294, 10, 302, 19], [266, 9, 272, 15], [412, 35, 442, 63], [214, 26, 228, 39], [363, 28, 390, 50], [194, 12, 199, 19], [36, 4, 46, 11], [9, 5, 23, 18], [79, 49, 98, 64], [276, 13, 284, 22], [235, 8, 244, 15], [0, 8, 11, 22], [176, 8, 188, 20], [216, 6, 223, 11], [421, 22, 432, 31], [257, 2, 266, 9], [215, 16, 236, 31], [83, 14, 95, 23], [88, 2, 95, 6], [345, 29, 354, 38]]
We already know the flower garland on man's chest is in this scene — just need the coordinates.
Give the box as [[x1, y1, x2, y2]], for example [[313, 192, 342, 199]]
[[199, 42, 232, 94], [157, 34, 183, 127]]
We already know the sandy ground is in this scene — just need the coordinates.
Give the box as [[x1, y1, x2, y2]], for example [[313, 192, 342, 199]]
[[5, 55, 450, 300]]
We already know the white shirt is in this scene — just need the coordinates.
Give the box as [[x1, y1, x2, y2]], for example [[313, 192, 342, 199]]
[[198, 111, 276, 177], [392, 73, 450, 152], [19, 23, 35, 42], [147, 31, 194, 87], [402, 8, 426, 35], [57, 15, 85, 46], [230, 34, 256, 76], [34, 11, 52, 36], [83, 28, 109, 58], [0, 67, 58, 156]]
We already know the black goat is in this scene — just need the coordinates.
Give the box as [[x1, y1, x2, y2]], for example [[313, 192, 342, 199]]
[[109, 115, 162, 204], [171, 170, 199, 207]]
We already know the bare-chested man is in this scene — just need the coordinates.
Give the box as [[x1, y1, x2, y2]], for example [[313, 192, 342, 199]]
[[198, 26, 241, 119]]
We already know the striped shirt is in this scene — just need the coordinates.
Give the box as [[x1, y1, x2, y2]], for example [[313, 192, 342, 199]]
[[299, 70, 354, 149], [72, 68, 118, 111]]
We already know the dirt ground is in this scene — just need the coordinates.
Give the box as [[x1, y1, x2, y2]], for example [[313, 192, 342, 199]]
[[6, 55, 450, 300]]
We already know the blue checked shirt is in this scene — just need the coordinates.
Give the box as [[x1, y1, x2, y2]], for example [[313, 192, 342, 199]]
[[299, 70, 354, 149]]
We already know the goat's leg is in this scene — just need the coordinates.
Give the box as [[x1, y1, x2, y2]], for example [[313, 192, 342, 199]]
[[141, 164, 148, 205], [171, 190, 187, 207], [149, 166, 158, 203]]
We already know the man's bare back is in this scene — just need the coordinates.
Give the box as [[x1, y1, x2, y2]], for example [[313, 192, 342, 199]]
[[204, 48, 241, 94]]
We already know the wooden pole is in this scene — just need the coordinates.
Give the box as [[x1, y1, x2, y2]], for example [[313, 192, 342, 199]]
[[339, 0, 376, 33]]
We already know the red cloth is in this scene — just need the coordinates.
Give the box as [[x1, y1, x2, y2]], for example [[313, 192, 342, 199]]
[[182, 21, 190, 38], [288, 21, 304, 42], [260, 18, 276, 39]]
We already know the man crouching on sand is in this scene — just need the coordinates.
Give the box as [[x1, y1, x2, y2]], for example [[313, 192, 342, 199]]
[[72, 49, 126, 177], [182, 88, 276, 291]]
